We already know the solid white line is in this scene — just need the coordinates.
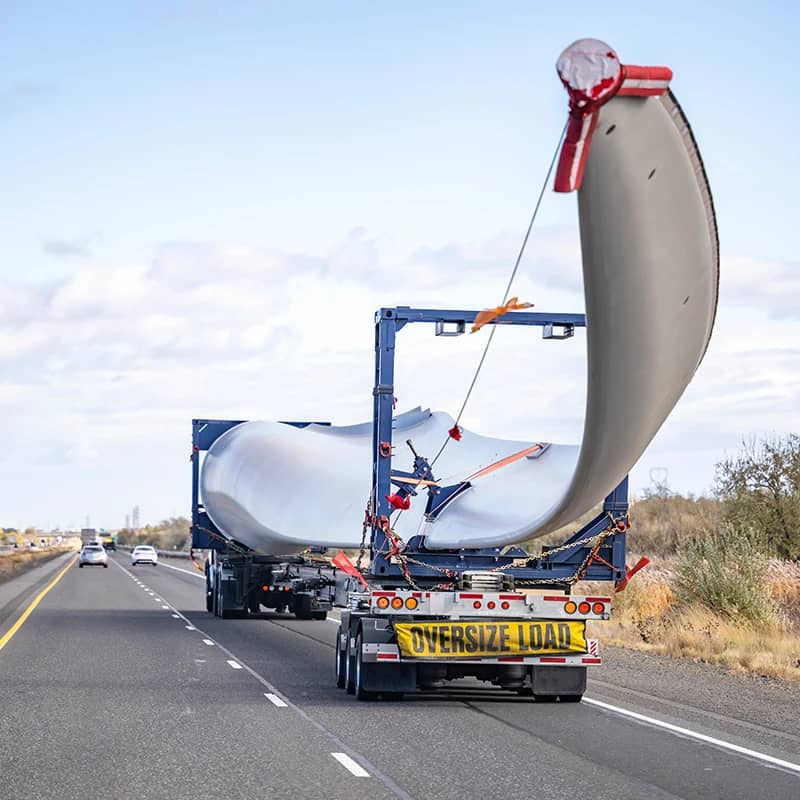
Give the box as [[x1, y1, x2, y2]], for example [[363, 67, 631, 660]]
[[157, 560, 204, 579], [227, 659, 242, 670], [331, 753, 370, 778], [202, 639, 214, 646], [583, 697, 800, 774], [264, 693, 288, 708]]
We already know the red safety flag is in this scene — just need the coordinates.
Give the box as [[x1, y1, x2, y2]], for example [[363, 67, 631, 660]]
[[471, 297, 533, 333], [331, 551, 370, 589]]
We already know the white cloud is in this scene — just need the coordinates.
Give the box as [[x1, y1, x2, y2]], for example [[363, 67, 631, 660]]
[[1, 229, 797, 526]]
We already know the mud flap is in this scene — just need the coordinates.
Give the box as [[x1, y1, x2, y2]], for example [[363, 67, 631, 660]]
[[531, 666, 586, 697], [358, 618, 416, 693]]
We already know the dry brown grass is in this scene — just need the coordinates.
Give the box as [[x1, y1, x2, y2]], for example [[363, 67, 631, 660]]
[[0, 547, 75, 583], [585, 559, 800, 683]]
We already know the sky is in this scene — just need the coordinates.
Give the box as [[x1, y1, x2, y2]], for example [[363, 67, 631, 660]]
[[1, 1, 798, 530]]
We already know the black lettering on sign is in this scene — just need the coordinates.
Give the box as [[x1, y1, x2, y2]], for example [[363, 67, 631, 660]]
[[543, 623, 557, 650], [451, 625, 465, 654], [439, 628, 451, 654], [486, 626, 497, 651], [424, 628, 438, 652], [557, 622, 571, 649], [465, 625, 479, 653], [517, 624, 528, 651], [410, 627, 425, 654], [479, 625, 486, 651], [498, 624, 510, 652], [529, 624, 543, 650]]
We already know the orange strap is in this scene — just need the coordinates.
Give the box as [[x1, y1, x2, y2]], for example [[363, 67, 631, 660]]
[[467, 444, 542, 481], [471, 297, 533, 333]]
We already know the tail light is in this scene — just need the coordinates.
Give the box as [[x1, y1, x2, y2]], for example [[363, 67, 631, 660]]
[[376, 596, 390, 609], [391, 597, 404, 609], [592, 602, 606, 614], [473, 601, 482, 609], [578, 601, 591, 614], [501, 601, 510, 610], [487, 601, 496, 609]]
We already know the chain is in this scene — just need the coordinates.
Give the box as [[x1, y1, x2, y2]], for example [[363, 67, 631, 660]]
[[375, 513, 626, 591], [356, 499, 372, 572]]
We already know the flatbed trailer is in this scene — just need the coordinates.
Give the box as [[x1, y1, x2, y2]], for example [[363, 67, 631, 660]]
[[190, 305, 630, 702]]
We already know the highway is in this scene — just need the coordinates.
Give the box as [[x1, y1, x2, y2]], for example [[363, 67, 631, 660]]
[[1, 552, 799, 800]]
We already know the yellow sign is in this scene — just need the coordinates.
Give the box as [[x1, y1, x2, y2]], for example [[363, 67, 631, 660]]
[[395, 620, 586, 659]]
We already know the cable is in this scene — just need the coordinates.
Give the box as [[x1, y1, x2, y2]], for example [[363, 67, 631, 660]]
[[428, 121, 567, 469]]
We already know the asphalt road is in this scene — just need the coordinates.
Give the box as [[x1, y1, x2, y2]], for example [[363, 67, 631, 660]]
[[1, 552, 799, 800]]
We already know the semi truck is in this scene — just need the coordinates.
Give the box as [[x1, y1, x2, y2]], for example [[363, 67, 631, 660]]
[[191, 307, 630, 702]]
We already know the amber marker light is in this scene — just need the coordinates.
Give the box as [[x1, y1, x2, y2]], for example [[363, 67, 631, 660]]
[[391, 597, 404, 609], [405, 597, 419, 610], [564, 601, 578, 614]]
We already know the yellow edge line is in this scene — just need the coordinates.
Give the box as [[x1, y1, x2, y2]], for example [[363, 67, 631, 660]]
[[0, 554, 78, 653]]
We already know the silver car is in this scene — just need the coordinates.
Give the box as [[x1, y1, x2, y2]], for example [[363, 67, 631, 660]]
[[79, 544, 109, 568]]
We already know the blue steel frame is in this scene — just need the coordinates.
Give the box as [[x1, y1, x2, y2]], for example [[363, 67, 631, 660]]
[[369, 306, 628, 586]]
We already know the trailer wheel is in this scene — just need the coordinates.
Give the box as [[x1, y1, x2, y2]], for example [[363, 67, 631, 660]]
[[354, 632, 376, 701], [382, 692, 404, 701], [559, 694, 583, 703], [205, 571, 214, 613], [345, 633, 356, 695], [335, 629, 347, 689], [533, 694, 558, 703], [311, 610, 327, 621]]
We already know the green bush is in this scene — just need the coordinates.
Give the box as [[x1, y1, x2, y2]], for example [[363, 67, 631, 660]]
[[674, 526, 775, 624]]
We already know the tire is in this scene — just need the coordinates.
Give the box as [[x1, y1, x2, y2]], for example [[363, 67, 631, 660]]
[[335, 630, 347, 689], [382, 692, 404, 701], [354, 631, 376, 701], [533, 694, 558, 703], [345, 633, 356, 695], [559, 694, 583, 703], [79, 564, 84, 568], [311, 610, 328, 621], [205, 571, 213, 613], [103, 564, 108, 568]]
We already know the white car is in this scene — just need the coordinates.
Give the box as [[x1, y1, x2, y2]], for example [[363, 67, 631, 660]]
[[79, 544, 109, 568], [131, 545, 158, 566]]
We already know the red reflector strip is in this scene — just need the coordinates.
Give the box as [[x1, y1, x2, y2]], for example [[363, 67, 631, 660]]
[[539, 657, 567, 663], [372, 591, 395, 597], [377, 653, 398, 661], [412, 592, 422, 598], [584, 597, 611, 603], [542, 595, 568, 602], [498, 656, 524, 663], [499, 594, 525, 601], [582, 657, 602, 664], [459, 593, 483, 599]]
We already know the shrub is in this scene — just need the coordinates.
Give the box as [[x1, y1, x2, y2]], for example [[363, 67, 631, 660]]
[[674, 526, 775, 624]]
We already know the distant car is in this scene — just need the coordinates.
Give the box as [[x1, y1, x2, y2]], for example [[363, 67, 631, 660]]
[[79, 544, 109, 568], [102, 540, 116, 551], [131, 545, 158, 566]]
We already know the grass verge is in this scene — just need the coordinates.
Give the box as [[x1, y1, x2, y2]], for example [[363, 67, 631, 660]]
[[585, 558, 800, 683], [0, 548, 76, 584]]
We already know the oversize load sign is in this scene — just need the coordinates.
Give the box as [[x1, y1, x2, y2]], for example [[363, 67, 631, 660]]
[[395, 620, 586, 659]]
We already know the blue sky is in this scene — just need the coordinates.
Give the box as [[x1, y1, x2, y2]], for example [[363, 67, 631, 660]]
[[1, 2, 798, 529]]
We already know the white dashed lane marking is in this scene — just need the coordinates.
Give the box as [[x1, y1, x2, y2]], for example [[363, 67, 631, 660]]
[[331, 753, 370, 778], [202, 639, 214, 646], [227, 660, 242, 670], [264, 693, 288, 708]]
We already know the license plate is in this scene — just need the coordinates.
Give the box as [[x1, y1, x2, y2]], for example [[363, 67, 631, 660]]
[[395, 620, 586, 659]]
